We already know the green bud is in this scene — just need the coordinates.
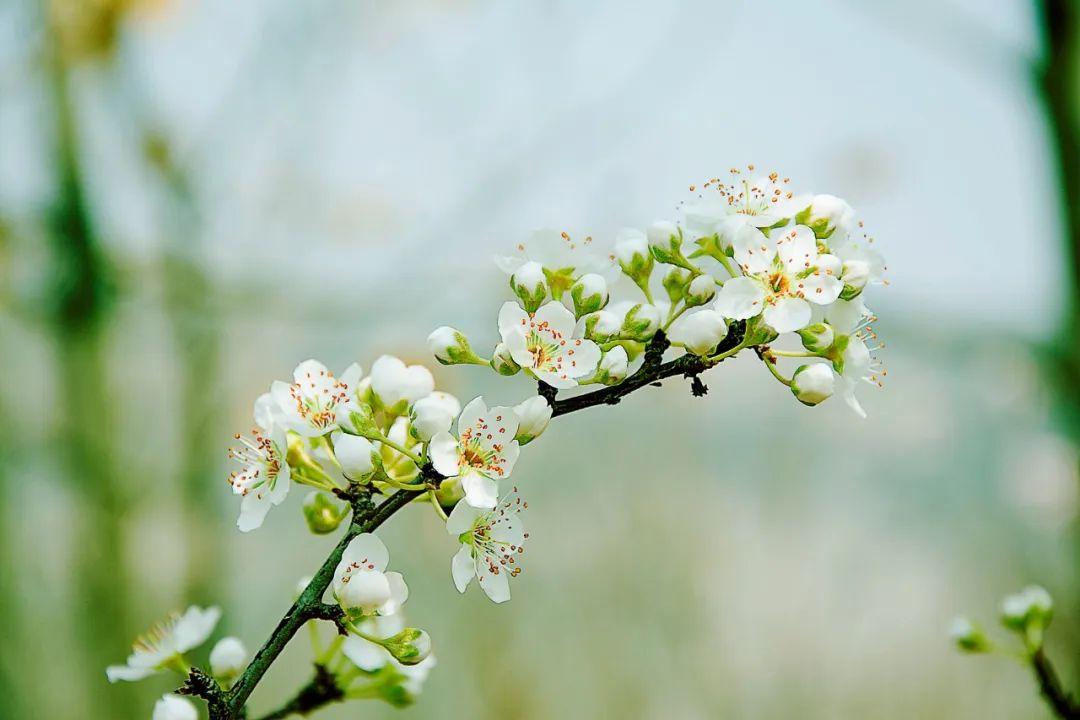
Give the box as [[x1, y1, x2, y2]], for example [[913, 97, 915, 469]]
[[583, 310, 622, 343], [663, 267, 691, 304], [614, 229, 654, 289], [490, 342, 521, 376], [839, 283, 864, 301], [303, 491, 347, 534], [684, 274, 716, 307], [570, 273, 609, 317], [743, 315, 779, 346], [647, 221, 692, 269], [620, 303, 661, 341], [381, 628, 433, 666], [949, 617, 989, 654], [1001, 585, 1053, 635], [798, 323, 835, 353], [510, 261, 547, 313], [427, 326, 483, 365], [345, 404, 380, 438]]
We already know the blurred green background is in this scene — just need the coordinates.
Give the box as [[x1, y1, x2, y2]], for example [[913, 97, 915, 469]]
[[3, 0, 1080, 718]]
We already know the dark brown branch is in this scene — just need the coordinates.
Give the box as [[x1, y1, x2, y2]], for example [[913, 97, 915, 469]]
[[252, 665, 344, 720], [1033, 649, 1080, 720], [201, 321, 752, 718]]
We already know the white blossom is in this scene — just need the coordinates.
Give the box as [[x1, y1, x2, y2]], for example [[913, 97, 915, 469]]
[[430, 397, 520, 509], [680, 169, 809, 242], [447, 491, 527, 603], [825, 298, 885, 418], [106, 606, 221, 682], [498, 301, 601, 388], [800, 193, 857, 239], [330, 430, 379, 479], [427, 326, 481, 365], [714, 224, 842, 332], [271, 360, 361, 437], [152, 695, 197, 720], [333, 533, 409, 617], [228, 393, 292, 532], [595, 345, 629, 384], [494, 228, 615, 279]]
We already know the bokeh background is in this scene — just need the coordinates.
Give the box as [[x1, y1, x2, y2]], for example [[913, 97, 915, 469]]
[[2, 0, 1079, 718]]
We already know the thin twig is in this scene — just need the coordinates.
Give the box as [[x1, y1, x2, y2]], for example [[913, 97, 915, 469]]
[[190, 322, 752, 718], [1032, 649, 1080, 720]]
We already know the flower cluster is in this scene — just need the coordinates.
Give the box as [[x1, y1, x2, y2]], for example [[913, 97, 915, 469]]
[[109, 171, 887, 718]]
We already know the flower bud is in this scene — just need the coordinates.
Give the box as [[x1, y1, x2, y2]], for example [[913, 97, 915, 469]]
[[510, 260, 547, 313], [839, 259, 870, 300], [797, 194, 856, 239], [331, 431, 378, 478], [684, 274, 716, 307], [427, 326, 483, 365], [370, 356, 435, 411], [513, 396, 552, 445], [339, 570, 392, 614], [594, 346, 629, 385], [949, 617, 989, 654], [382, 627, 432, 666], [582, 310, 622, 343], [490, 342, 521, 376], [570, 273, 609, 317], [209, 637, 248, 682], [669, 310, 727, 355], [647, 220, 687, 266], [798, 323, 835, 353], [614, 228, 654, 286], [790, 363, 835, 406], [410, 392, 460, 441], [620, 303, 661, 341], [303, 491, 347, 534], [153, 695, 197, 720], [1001, 585, 1053, 632], [662, 267, 691, 304]]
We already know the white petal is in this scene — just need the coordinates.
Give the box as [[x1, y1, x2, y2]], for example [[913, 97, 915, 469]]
[[457, 396, 488, 434], [713, 277, 766, 320], [534, 368, 578, 389], [568, 338, 601, 378], [381, 571, 409, 615], [490, 515, 525, 546], [429, 432, 460, 477], [799, 270, 843, 306], [775, 225, 816, 273], [451, 545, 475, 593], [478, 565, 511, 603], [533, 301, 576, 339], [764, 296, 812, 333], [446, 500, 482, 536], [462, 473, 499, 509], [253, 392, 282, 432], [504, 327, 533, 368], [106, 664, 157, 683], [342, 533, 390, 573], [496, 440, 520, 478], [342, 636, 390, 671], [173, 606, 221, 653], [292, 359, 331, 384], [730, 224, 774, 275], [498, 301, 529, 339], [238, 491, 274, 532]]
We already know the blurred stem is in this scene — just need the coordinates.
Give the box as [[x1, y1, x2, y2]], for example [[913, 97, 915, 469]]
[[1036, 0, 1080, 683], [43, 16, 134, 718], [1032, 649, 1080, 719]]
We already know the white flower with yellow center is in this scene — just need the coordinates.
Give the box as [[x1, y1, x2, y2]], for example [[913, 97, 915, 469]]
[[429, 397, 520, 509], [680, 168, 809, 242], [498, 301, 601, 388], [447, 491, 527, 603], [227, 393, 292, 532], [714, 224, 842, 333], [271, 359, 361, 437], [106, 606, 221, 683], [333, 533, 409, 617]]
